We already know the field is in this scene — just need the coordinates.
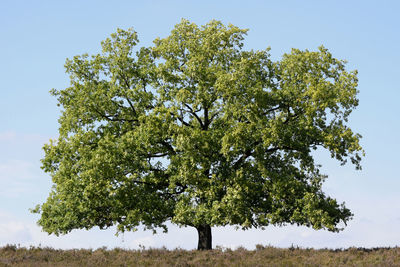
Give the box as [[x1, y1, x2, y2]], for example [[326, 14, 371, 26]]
[[1, 245, 400, 266]]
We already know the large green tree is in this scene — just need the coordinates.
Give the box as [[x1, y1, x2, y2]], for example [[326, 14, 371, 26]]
[[33, 20, 363, 250]]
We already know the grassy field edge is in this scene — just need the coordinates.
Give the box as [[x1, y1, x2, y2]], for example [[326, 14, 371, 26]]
[[1, 244, 399, 266]]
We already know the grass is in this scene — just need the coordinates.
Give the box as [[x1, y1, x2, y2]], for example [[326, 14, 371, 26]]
[[1, 244, 400, 266]]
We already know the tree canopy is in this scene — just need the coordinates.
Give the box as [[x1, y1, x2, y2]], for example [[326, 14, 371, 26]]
[[33, 19, 363, 250]]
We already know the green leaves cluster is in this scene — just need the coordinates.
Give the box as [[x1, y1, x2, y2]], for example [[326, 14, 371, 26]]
[[33, 19, 363, 235]]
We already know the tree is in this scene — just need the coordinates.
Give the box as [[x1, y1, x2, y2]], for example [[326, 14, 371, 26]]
[[33, 19, 363, 250]]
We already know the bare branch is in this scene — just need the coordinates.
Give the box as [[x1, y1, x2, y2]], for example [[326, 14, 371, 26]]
[[184, 103, 204, 128]]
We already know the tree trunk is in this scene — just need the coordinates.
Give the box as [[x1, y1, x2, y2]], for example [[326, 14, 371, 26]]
[[196, 224, 212, 250]]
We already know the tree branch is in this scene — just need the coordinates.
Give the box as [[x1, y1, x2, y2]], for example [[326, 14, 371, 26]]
[[159, 140, 177, 155], [263, 105, 281, 115], [146, 152, 169, 158], [170, 111, 193, 128], [92, 107, 138, 124], [119, 71, 139, 117], [209, 112, 219, 125], [184, 103, 204, 128], [203, 105, 209, 130], [232, 143, 298, 170]]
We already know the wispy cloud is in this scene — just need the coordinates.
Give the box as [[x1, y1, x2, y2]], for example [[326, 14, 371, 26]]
[[131, 236, 155, 249], [0, 131, 51, 144], [1, 210, 400, 250], [0, 160, 43, 198], [0, 221, 33, 245], [0, 160, 37, 180], [0, 131, 17, 142], [0, 130, 53, 198], [0, 211, 33, 245]]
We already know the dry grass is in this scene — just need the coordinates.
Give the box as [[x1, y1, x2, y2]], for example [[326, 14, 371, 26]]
[[1, 244, 400, 266]]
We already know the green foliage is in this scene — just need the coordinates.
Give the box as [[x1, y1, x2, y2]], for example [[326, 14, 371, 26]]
[[33, 19, 363, 236]]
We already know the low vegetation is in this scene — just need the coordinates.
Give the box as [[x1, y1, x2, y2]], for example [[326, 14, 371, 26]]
[[1, 244, 399, 266]]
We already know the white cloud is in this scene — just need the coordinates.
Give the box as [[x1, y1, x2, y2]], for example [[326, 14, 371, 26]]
[[0, 221, 32, 245], [131, 237, 155, 249], [0, 211, 32, 245]]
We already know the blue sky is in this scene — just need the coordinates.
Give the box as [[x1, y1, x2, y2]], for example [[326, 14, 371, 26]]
[[1, 0, 399, 250]]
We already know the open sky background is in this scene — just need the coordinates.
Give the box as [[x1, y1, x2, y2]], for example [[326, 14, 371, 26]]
[[1, 0, 399, 250]]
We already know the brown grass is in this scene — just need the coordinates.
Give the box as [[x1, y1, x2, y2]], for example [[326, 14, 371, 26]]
[[1, 244, 399, 266]]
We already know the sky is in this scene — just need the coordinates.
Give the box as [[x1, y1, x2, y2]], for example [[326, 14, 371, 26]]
[[1, 0, 399, 250]]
